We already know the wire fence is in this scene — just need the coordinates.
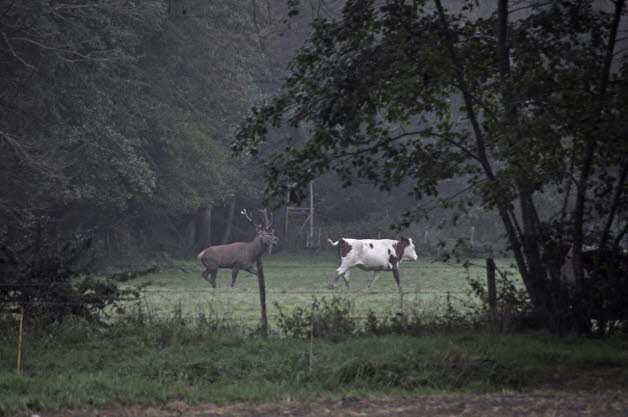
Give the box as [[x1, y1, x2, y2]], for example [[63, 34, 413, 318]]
[[1, 260, 517, 325]]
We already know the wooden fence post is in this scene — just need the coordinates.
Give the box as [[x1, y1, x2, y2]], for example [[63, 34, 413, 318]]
[[256, 259, 268, 337], [309, 301, 315, 373], [486, 257, 497, 331], [17, 308, 24, 374]]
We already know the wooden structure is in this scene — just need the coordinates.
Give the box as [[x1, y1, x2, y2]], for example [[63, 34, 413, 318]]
[[284, 182, 320, 249]]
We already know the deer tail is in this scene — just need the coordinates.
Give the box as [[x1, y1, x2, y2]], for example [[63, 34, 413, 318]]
[[327, 238, 339, 246]]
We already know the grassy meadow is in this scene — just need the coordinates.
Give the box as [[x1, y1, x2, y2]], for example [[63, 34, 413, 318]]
[[1, 321, 627, 415], [126, 252, 519, 326], [4, 253, 626, 416]]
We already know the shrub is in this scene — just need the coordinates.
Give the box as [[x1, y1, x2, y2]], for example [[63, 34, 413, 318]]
[[466, 263, 533, 332], [0, 236, 142, 326], [274, 297, 357, 340], [363, 311, 425, 336]]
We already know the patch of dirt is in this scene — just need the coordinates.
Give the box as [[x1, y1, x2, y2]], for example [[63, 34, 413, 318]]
[[41, 393, 628, 417]]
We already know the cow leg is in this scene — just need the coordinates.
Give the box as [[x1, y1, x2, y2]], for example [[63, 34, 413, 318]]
[[368, 271, 381, 289], [329, 265, 350, 289], [342, 269, 351, 289], [231, 269, 239, 287], [392, 266, 404, 309], [209, 270, 218, 288], [392, 265, 401, 291]]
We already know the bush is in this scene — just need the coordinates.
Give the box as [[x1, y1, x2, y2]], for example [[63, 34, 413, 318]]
[[363, 311, 425, 336], [0, 236, 142, 326], [275, 297, 357, 340], [466, 263, 534, 332]]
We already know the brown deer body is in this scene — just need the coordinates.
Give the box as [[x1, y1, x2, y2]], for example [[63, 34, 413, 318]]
[[197, 209, 277, 288]]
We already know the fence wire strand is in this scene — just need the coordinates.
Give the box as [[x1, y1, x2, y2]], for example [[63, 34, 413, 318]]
[[1, 262, 508, 324]]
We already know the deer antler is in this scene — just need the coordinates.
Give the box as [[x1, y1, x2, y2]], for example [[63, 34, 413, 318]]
[[258, 209, 273, 229], [240, 209, 255, 224]]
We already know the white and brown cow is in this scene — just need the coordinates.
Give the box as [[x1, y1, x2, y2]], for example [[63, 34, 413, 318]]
[[327, 237, 418, 290]]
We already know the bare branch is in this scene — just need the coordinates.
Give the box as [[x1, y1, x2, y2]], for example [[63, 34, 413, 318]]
[[1, 32, 36, 70], [508, 1, 554, 14], [9, 36, 125, 62], [612, 45, 628, 57], [613, 222, 628, 248], [0, 0, 17, 20]]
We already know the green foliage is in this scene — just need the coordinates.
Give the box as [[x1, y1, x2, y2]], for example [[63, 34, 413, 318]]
[[235, 0, 628, 334], [236, 0, 627, 216], [0, 237, 141, 325], [0, 1, 270, 261], [466, 265, 534, 332], [274, 297, 357, 339], [363, 311, 426, 336]]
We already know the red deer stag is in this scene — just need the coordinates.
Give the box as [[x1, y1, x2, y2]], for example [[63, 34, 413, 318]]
[[197, 209, 278, 288]]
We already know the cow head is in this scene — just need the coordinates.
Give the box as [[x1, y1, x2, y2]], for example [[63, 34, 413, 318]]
[[400, 237, 418, 261]]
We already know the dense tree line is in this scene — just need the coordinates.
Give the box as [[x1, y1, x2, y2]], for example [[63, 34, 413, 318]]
[[0, 1, 277, 261], [0, 0, 497, 264]]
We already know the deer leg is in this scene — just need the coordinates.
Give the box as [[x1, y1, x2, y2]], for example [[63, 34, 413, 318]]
[[231, 269, 239, 287], [209, 271, 217, 288], [202, 268, 215, 287], [243, 265, 258, 276], [368, 271, 381, 289]]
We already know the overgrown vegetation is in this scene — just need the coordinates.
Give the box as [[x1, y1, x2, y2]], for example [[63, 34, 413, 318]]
[[275, 297, 357, 340], [0, 237, 144, 325], [274, 296, 479, 339], [466, 265, 534, 332], [1, 310, 627, 415]]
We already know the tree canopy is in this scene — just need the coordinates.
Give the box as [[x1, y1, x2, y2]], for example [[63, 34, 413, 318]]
[[235, 0, 628, 334], [0, 1, 276, 258]]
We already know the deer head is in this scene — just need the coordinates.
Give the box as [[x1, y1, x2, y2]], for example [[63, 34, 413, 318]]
[[241, 209, 279, 246]]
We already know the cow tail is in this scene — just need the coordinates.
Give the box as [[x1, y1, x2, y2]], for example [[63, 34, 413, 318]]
[[327, 238, 339, 247]]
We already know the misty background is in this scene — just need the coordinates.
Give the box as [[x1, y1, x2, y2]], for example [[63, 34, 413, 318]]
[[0, 0, 520, 267]]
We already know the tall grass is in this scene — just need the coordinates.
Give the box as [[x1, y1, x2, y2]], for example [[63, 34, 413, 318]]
[[1, 308, 627, 416]]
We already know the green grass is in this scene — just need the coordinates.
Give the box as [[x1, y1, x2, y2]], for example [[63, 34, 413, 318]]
[[1, 319, 627, 415], [124, 253, 518, 325], [8, 254, 614, 416]]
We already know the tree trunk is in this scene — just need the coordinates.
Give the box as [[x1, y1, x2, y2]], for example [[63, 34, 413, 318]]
[[437, 0, 554, 323], [434, 0, 530, 299], [194, 205, 212, 253], [497, 0, 555, 322], [600, 157, 628, 250], [572, 0, 625, 296], [221, 197, 236, 244]]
